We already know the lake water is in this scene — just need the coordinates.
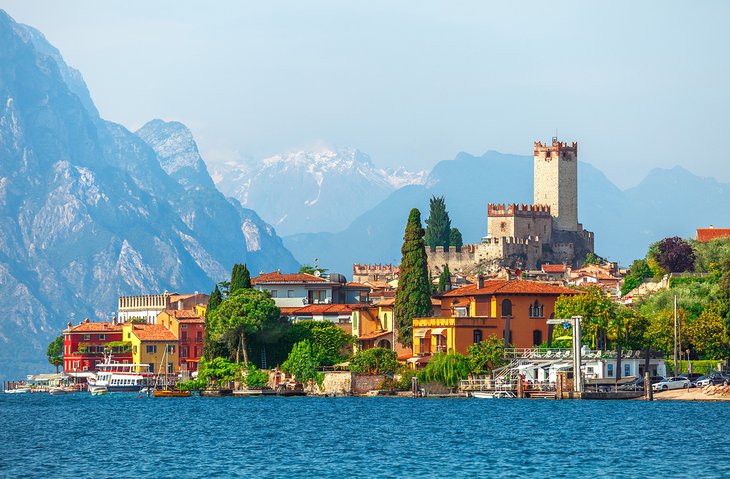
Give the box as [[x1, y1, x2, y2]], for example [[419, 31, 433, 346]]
[[1, 394, 729, 478]]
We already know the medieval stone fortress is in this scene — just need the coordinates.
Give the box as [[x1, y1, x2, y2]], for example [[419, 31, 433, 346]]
[[427, 138, 595, 275]]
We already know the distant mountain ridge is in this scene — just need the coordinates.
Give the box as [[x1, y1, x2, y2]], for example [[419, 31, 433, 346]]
[[0, 11, 297, 381], [283, 150, 730, 275], [212, 147, 427, 235]]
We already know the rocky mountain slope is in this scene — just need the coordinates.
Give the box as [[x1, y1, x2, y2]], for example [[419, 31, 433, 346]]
[[284, 150, 730, 275], [0, 11, 297, 381], [212, 148, 427, 236]]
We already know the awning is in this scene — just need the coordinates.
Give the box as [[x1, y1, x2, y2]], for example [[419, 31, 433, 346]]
[[431, 328, 446, 336], [413, 329, 430, 338]]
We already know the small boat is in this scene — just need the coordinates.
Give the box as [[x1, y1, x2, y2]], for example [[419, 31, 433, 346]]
[[49, 386, 72, 395], [472, 390, 516, 399], [4, 386, 31, 394], [89, 385, 108, 396], [153, 390, 191, 398]]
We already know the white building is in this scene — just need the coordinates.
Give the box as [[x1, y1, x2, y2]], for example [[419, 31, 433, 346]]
[[117, 292, 208, 324]]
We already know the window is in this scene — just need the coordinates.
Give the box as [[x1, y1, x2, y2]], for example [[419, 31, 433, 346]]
[[149, 363, 155, 373], [607, 364, 614, 377], [133, 345, 138, 354], [270, 289, 278, 298], [98, 334, 106, 340], [419, 338, 430, 354], [181, 331, 187, 340], [167, 362, 173, 374], [287, 290, 294, 298], [309, 290, 327, 304], [454, 307, 468, 317], [82, 334, 91, 340], [532, 330, 542, 346], [473, 329, 483, 344], [501, 299, 512, 318], [529, 300, 544, 318], [167, 345, 175, 354], [181, 347, 188, 358], [624, 364, 631, 377], [146, 345, 157, 354]]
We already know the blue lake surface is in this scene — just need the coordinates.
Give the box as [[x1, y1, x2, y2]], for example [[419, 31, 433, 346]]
[[1, 394, 729, 478]]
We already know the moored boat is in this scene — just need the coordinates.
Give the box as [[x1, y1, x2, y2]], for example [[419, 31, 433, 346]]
[[153, 390, 191, 398], [87, 362, 152, 392], [89, 385, 108, 396], [4, 386, 31, 394]]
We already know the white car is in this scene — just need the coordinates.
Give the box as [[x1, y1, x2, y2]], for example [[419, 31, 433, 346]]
[[652, 377, 690, 391]]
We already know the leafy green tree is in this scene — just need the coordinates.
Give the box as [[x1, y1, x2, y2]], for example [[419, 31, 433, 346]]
[[437, 264, 452, 293], [466, 335, 506, 374], [230, 263, 252, 294], [685, 305, 730, 360], [350, 348, 398, 375], [621, 259, 655, 296], [417, 352, 470, 389], [47, 335, 64, 373], [644, 308, 688, 358], [198, 357, 240, 388], [209, 289, 280, 365], [281, 340, 320, 383], [243, 364, 270, 389], [424, 196, 451, 251], [394, 208, 433, 347], [554, 286, 618, 350], [449, 227, 463, 252], [582, 252, 600, 267]]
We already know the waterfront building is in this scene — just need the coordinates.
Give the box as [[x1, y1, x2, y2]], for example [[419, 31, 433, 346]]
[[412, 278, 580, 357], [63, 320, 131, 379], [122, 323, 179, 375], [252, 271, 370, 308], [117, 291, 209, 324], [157, 309, 205, 372]]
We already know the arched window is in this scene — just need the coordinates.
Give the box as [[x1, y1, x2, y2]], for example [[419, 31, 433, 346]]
[[501, 299, 512, 318], [533, 330, 543, 346], [529, 300, 543, 318], [473, 329, 483, 344]]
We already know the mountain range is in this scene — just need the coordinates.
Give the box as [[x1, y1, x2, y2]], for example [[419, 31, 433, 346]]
[[0, 11, 297, 381], [212, 148, 427, 236], [283, 151, 730, 276]]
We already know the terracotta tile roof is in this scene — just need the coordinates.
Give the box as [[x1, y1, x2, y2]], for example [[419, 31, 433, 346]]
[[346, 282, 371, 289], [130, 324, 178, 341], [252, 271, 332, 285], [65, 321, 122, 333], [442, 279, 579, 297], [541, 264, 568, 274], [697, 228, 730, 242], [359, 330, 393, 340], [376, 298, 395, 306]]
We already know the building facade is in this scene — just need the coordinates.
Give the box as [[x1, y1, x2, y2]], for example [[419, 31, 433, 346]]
[[63, 320, 131, 377], [412, 278, 580, 357], [117, 292, 208, 324], [122, 323, 180, 375], [157, 309, 206, 372]]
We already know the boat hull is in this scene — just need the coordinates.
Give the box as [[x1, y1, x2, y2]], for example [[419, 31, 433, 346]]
[[153, 390, 191, 398]]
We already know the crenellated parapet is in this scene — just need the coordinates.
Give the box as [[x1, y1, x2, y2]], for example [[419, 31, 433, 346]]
[[487, 203, 552, 217], [534, 138, 578, 155]]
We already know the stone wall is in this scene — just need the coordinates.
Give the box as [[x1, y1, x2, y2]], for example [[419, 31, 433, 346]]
[[534, 139, 578, 232]]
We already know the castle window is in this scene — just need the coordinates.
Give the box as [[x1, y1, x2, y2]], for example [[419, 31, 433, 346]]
[[501, 299, 512, 318], [473, 329, 483, 344], [500, 222, 507, 232]]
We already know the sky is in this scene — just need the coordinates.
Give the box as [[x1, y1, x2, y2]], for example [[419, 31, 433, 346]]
[[3, 1, 730, 188]]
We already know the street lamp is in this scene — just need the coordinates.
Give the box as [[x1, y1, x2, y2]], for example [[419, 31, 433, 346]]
[[546, 315, 584, 393]]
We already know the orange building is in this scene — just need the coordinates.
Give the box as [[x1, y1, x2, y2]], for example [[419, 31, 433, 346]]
[[697, 226, 730, 242], [157, 309, 206, 372], [412, 278, 580, 357]]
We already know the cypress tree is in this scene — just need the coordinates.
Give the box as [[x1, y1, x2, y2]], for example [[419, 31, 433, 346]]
[[394, 208, 433, 347], [203, 284, 227, 359], [424, 196, 451, 251], [230, 263, 252, 294], [450, 227, 463, 252], [438, 264, 451, 293]]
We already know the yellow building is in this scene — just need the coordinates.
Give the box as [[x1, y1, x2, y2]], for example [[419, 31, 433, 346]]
[[122, 323, 179, 375]]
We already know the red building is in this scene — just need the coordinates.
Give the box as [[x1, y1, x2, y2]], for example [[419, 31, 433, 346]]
[[63, 319, 132, 379], [157, 309, 206, 372]]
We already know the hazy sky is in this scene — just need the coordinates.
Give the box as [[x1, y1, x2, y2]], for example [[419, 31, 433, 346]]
[[4, 1, 729, 187]]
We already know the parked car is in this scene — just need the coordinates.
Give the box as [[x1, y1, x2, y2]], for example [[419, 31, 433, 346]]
[[696, 373, 730, 387], [678, 373, 703, 382], [652, 377, 690, 391]]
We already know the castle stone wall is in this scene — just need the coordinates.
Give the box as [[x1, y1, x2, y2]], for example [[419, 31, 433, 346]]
[[534, 139, 578, 232]]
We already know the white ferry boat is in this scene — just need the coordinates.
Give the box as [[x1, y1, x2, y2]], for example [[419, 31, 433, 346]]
[[87, 362, 153, 392]]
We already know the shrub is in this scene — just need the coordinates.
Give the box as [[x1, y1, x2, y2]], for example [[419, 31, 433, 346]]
[[244, 365, 270, 389], [350, 348, 398, 375]]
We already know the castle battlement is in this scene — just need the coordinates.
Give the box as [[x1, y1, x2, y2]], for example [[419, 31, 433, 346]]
[[534, 138, 578, 154], [487, 203, 552, 217]]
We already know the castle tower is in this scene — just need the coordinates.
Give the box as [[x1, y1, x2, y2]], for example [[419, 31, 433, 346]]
[[533, 138, 578, 232]]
